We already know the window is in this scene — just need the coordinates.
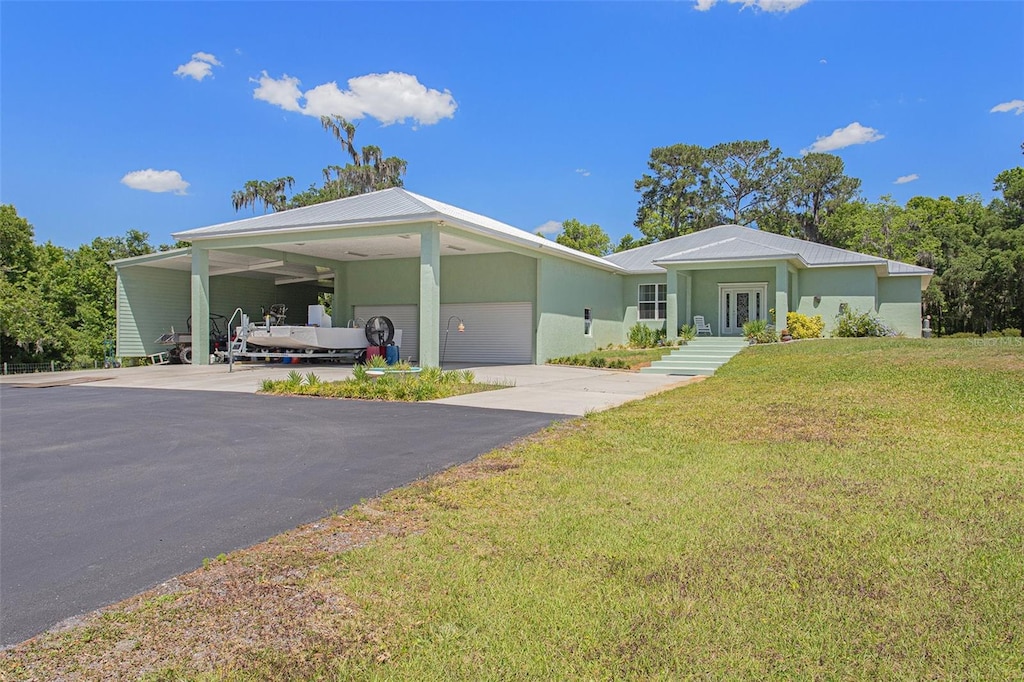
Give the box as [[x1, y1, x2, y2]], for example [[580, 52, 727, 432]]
[[638, 283, 666, 320], [584, 308, 593, 336]]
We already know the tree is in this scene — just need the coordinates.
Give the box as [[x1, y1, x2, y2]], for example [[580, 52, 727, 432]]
[[760, 153, 861, 242], [705, 140, 785, 224], [634, 140, 787, 242], [634, 143, 723, 241], [1, 206, 159, 366], [232, 116, 407, 212], [231, 177, 295, 213], [1, 204, 36, 283], [554, 218, 612, 256]]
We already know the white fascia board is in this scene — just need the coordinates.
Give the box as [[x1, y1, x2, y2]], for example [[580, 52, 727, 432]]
[[108, 247, 191, 268], [172, 214, 429, 242]]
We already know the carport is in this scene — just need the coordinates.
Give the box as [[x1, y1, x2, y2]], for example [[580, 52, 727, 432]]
[[113, 188, 625, 366]]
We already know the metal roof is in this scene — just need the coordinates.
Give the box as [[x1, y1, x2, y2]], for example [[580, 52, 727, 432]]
[[605, 224, 932, 277], [172, 187, 623, 272]]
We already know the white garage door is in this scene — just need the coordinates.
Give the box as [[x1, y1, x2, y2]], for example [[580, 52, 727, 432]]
[[439, 302, 533, 364], [353, 305, 419, 362]]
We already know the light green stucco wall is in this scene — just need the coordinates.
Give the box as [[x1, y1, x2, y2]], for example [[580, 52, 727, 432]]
[[621, 274, 666, 336], [117, 266, 323, 357], [878, 277, 923, 337], [537, 256, 622, 361], [794, 266, 878, 334], [338, 253, 536, 308]]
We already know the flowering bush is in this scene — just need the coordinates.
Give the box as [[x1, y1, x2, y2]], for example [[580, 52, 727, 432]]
[[786, 312, 825, 339]]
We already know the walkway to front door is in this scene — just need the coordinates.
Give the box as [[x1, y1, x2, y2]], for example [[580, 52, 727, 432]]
[[719, 283, 768, 335]]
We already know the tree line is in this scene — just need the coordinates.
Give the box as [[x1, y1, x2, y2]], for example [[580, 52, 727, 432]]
[[554, 140, 1023, 335], [0, 208, 174, 366]]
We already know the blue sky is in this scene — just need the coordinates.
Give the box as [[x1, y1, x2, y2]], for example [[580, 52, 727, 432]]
[[2, 1, 1021, 248]]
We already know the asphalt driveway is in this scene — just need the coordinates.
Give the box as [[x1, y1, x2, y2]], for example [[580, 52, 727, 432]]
[[0, 386, 566, 647]]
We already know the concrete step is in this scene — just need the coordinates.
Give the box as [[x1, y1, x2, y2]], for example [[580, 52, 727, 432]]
[[640, 365, 717, 376], [642, 339, 746, 376], [680, 339, 747, 347], [665, 350, 741, 360], [647, 356, 729, 366]]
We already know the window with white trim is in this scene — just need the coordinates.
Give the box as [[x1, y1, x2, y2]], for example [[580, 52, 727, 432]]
[[638, 283, 666, 320]]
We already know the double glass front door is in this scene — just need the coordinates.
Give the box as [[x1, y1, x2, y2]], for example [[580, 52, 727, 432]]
[[720, 285, 767, 335]]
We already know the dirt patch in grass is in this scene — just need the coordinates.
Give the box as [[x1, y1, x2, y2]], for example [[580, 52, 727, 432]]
[[2, 507, 420, 680], [1, 453, 532, 681]]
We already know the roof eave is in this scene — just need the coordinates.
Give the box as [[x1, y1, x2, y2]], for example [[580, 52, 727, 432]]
[[172, 213, 438, 241], [109, 247, 191, 268]]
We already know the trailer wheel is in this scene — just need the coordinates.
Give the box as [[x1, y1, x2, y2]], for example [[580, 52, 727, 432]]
[[180, 346, 193, 364]]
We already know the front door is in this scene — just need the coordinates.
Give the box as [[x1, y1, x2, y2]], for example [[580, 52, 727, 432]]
[[720, 285, 767, 335]]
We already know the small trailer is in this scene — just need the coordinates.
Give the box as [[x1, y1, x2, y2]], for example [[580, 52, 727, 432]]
[[155, 314, 230, 364]]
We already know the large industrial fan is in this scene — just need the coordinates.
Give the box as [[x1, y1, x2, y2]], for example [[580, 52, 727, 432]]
[[364, 316, 395, 346]]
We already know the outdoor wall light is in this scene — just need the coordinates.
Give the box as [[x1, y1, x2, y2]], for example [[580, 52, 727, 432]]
[[441, 315, 465, 367], [813, 295, 822, 306]]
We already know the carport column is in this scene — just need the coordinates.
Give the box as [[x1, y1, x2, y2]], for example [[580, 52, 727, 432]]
[[190, 246, 211, 366], [666, 268, 679, 341], [774, 262, 789, 332], [419, 225, 441, 366], [331, 264, 349, 327]]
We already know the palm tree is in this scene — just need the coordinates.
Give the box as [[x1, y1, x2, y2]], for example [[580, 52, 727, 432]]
[[231, 177, 294, 213], [230, 115, 407, 212]]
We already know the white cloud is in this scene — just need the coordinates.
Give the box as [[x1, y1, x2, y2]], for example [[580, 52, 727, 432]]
[[252, 70, 457, 126], [535, 220, 562, 236], [894, 174, 919, 185], [120, 169, 190, 195], [801, 122, 885, 154], [174, 52, 222, 81], [819, 58, 827, 65], [695, 0, 809, 12], [575, 168, 591, 177], [251, 72, 304, 112], [990, 99, 1024, 115]]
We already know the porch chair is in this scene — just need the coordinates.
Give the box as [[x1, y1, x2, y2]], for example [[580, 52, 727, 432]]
[[693, 315, 713, 336]]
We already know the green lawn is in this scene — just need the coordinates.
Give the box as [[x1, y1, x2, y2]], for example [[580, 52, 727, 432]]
[[4, 339, 1022, 680]]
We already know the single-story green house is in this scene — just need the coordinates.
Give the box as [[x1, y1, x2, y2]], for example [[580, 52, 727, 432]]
[[112, 188, 932, 365]]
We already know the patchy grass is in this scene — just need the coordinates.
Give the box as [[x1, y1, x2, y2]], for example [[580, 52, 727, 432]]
[[3, 339, 1022, 680], [547, 347, 669, 370]]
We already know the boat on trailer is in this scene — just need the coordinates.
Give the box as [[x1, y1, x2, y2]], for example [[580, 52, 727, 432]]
[[243, 325, 402, 351]]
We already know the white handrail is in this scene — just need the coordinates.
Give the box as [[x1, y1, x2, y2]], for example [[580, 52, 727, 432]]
[[226, 307, 245, 373]]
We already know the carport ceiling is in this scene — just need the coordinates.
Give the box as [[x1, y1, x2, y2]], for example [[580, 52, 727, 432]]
[[124, 232, 505, 285], [274, 231, 504, 261]]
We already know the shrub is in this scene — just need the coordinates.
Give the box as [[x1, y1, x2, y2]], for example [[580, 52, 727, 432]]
[[678, 324, 697, 343], [741, 319, 777, 343], [786, 312, 825, 339], [944, 332, 979, 339], [832, 308, 897, 337], [982, 330, 1003, 338], [628, 322, 660, 348], [1002, 328, 1022, 337]]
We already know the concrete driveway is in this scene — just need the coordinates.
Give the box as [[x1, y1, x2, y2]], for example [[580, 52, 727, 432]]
[[0, 385, 565, 647], [1, 361, 690, 416]]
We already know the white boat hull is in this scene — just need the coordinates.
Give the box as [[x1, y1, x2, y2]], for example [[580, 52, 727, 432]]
[[244, 326, 402, 351]]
